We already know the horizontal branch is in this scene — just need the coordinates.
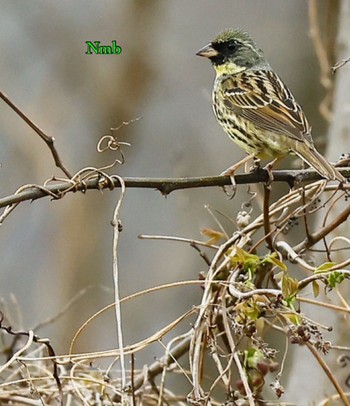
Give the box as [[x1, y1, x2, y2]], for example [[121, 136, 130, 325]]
[[0, 167, 349, 210]]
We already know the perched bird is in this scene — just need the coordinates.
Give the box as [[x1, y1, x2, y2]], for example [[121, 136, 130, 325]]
[[196, 29, 344, 182]]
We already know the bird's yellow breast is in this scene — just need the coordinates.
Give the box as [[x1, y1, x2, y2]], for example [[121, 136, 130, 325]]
[[214, 62, 246, 76]]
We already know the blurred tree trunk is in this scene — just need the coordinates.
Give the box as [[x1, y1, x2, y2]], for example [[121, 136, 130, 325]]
[[287, 1, 350, 403], [325, 0, 350, 396], [325, 1, 350, 162]]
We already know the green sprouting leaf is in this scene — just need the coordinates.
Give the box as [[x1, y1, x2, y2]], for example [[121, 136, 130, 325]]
[[235, 298, 262, 322], [282, 274, 299, 305], [244, 348, 264, 369], [285, 312, 301, 325], [229, 247, 261, 273], [327, 271, 346, 288], [314, 262, 336, 274], [264, 253, 287, 271], [312, 280, 320, 298], [245, 301, 261, 321]]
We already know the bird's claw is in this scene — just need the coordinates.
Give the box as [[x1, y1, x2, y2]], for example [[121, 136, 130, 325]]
[[222, 175, 237, 199], [249, 157, 261, 173], [263, 162, 275, 186], [221, 169, 237, 199], [220, 154, 256, 198]]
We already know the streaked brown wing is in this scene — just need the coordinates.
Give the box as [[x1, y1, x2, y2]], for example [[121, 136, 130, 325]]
[[221, 70, 313, 145]]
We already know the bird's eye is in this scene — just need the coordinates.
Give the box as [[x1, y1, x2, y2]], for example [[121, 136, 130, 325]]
[[227, 42, 237, 52]]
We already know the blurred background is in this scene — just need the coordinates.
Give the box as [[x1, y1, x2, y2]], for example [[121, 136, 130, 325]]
[[0, 1, 343, 403]]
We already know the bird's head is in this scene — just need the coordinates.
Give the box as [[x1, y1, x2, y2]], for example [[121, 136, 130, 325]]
[[196, 29, 268, 75]]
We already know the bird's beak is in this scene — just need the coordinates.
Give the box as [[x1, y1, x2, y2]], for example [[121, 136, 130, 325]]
[[196, 43, 218, 58]]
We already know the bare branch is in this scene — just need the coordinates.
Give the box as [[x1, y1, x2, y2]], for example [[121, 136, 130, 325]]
[[263, 184, 273, 250], [294, 202, 350, 253], [306, 341, 350, 406], [0, 90, 72, 178], [0, 168, 348, 212], [332, 56, 350, 73]]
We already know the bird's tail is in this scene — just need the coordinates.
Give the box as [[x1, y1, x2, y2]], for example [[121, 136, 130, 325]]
[[293, 142, 345, 182]]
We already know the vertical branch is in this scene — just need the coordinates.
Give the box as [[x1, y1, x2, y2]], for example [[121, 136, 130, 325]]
[[131, 353, 136, 405], [263, 184, 273, 251], [111, 176, 127, 393], [301, 183, 312, 242], [222, 301, 255, 406]]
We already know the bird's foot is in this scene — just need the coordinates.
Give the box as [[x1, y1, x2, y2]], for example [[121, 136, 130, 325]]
[[249, 157, 261, 173], [220, 154, 256, 198], [263, 159, 279, 186], [220, 167, 237, 199]]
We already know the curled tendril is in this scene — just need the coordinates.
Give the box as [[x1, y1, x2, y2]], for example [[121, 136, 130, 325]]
[[241, 186, 257, 215], [97, 135, 131, 164], [97, 135, 131, 153], [97, 118, 140, 164]]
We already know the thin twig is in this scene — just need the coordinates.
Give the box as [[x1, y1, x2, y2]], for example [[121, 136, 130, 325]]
[[157, 332, 193, 406], [113, 334, 192, 402], [306, 341, 350, 406], [0, 90, 72, 178], [33, 286, 91, 331], [263, 184, 273, 250], [139, 234, 218, 250], [131, 353, 136, 406], [332, 56, 350, 73], [301, 183, 312, 242], [0, 330, 34, 375], [221, 301, 255, 406], [69, 280, 202, 356], [294, 201, 350, 253], [297, 296, 350, 314], [111, 175, 128, 396], [0, 315, 63, 405]]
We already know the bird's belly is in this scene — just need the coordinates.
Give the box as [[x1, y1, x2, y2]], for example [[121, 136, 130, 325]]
[[213, 96, 290, 158], [255, 132, 291, 159], [229, 125, 290, 159]]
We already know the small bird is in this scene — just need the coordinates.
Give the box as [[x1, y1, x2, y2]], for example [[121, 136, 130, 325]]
[[196, 29, 344, 182]]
